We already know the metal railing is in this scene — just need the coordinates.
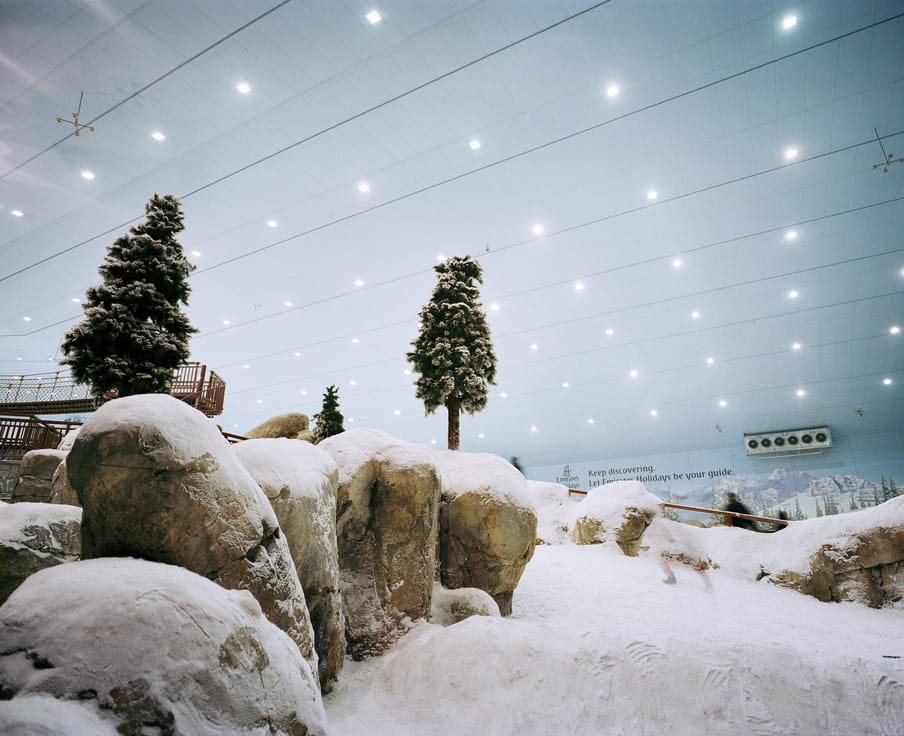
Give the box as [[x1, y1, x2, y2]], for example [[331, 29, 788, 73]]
[[0, 415, 81, 462], [566, 488, 790, 527]]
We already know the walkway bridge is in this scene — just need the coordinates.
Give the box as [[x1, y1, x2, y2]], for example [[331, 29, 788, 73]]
[[0, 362, 226, 418]]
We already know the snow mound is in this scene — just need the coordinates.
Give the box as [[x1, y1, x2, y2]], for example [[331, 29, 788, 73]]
[[524, 480, 574, 544], [0, 695, 118, 736], [233, 437, 337, 501], [319, 428, 436, 485], [434, 450, 532, 510]]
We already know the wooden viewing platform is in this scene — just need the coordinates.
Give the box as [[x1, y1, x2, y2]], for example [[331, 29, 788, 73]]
[[0, 362, 226, 418]]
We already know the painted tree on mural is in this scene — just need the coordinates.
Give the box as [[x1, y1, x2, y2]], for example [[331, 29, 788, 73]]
[[407, 255, 496, 451], [61, 194, 196, 398]]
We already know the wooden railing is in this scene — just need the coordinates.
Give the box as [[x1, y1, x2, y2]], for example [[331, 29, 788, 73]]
[[567, 488, 790, 527], [0, 416, 82, 462], [0, 363, 226, 417]]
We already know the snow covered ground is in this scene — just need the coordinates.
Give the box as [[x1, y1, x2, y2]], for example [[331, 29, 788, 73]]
[[325, 543, 904, 736]]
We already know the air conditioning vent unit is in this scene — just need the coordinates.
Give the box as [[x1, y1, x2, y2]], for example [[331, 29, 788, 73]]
[[744, 426, 832, 456]]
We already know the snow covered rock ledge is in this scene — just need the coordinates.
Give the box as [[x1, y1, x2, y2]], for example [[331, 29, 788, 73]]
[[0, 558, 326, 736], [66, 394, 318, 672], [234, 438, 345, 691], [0, 502, 81, 606], [571, 480, 661, 555], [435, 451, 537, 615], [10, 450, 66, 504], [319, 428, 440, 659]]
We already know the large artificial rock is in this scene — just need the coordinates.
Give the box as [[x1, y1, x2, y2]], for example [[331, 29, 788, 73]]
[[48, 459, 79, 506], [430, 582, 500, 626], [10, 450, 66, 504], [571, 481, 661, 555], [246, 413, 314, 442], [435, 451, 537, 616], [319, 428, 440, 659], [0, 558, 326, 736], [762, 497, 904, 608], [525, 480, 573, 545], [234, 438, 345, 692], [0, 502, 81, 605], [66, 394, 317, 672]]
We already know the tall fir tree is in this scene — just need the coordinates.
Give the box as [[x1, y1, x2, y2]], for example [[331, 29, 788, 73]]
[[311, 385, 344, 443], [407, 255, 496, 451], [849, 493, 858, 511], [61, 194, 196, 398], [889, 478, 900, 499], [793, 497, 807, 520], [815, 498, 824, 517]]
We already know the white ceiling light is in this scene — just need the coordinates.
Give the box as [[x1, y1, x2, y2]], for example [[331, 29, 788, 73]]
[[650, 409, 658, 417], [15, 357, 22, 361], [792, 342, 801, 350], [71, 297, 81, 303], [365, 10, 382, 23], [354, 278, 364, 287], [490, 302, 500, 311], [890, 325, 901, 335], [151, 131, 165, 141], [562, 382, 569, 388], [478, 433, 485, 439], [647, 190, 658, 200], [351, 337, 360, 344], [222, 319, 231, 325], [587, 418, 595, 424], [11, 209, 24, 217], [785, 230, 798, 241], [530, 343, 539, 351], [706, 356, 715, 365], [283, 300, 293, 307], [796, 388, 806, 397], [469, 139, 481, 150], [784, 147, 799, 160], [672, 257, 683, 268], [243, 364, 250, 369], [719, 399, 728, 407], [436, 254, 446, 262], [788, 290, 799, 299], [191, 250, 201, 257], [691, 310, 700, 319], [349, 379, 357, 386], [393, 409, 401, 415], [574, 282, 584, 291], [357, 181, 370, 193], [22, 316, 31, 321], [605, 327, 614, 336], [530, 425, 538, 432], [605, 84, 619, 97], [532, 223, 544, 235], [403, 369, 411, 375], [236, 82, 251, 94], [267, 219, 278, 228], [256, 399, 263, 404], [782, 14, 798, 29], [300, 389, 307, 395], [81, 170, 95, 180], [883, 378, 893, 385], [430, 439, 437, 445], [628, 369, 638, 378], [500, 391, 508, 398], [293, 351, 301, 357]]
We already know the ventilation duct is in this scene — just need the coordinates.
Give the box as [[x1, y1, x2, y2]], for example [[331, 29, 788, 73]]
[[744, 426, 832, 456]]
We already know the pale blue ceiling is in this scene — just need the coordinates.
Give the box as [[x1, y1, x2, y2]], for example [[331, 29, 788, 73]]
[[1, 0, 902, 467]]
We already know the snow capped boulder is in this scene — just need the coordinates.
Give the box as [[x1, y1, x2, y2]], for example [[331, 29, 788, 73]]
[[757, 496, 904, 608], [641, 516, 712, 571], [318, 428, 440, 659], [56, 427, 80, 452], [571, 480, 662, 555], [246, 412, 314, 442], [10, 450, 67, 504], [234, 438, 345, 692], [0, 696, 119, 736], [430, 582, 500, 626], [525, 480, 574, 544], [0, 502, 81, 606], [48, 458, 78, 506], [435, 451, 537, 616], [66, 394, 317, 672], [0, 558, 326, 736]]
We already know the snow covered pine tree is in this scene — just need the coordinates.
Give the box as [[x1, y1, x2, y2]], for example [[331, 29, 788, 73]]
[[407, 255, 497, 451], [312, 384, 345, 443], [61, 193, 197, 399]]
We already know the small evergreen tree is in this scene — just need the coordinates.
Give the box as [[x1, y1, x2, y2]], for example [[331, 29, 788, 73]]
[[407, 255, 496, 450], [61, 194, 196, 398], [889, 478, 900, 499], [664, 491, 681, 521], [793, 497, 807, 520], [311, 384, 344, 443], [824, 493, 840, 516], [815, 498, 823, 517], [849, 493, 858, 512]]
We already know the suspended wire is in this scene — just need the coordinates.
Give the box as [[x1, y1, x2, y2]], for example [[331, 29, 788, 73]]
[[0, 0, 613, 283], [0, 0, 295, 181]]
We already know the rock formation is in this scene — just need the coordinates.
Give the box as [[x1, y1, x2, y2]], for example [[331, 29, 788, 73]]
[[319, 428, 440, 658], [571, 480, 661, 556], [246, 413, 314, 442], [0, 502, 81, 605], [0, 558, 326, 736], [430, 582, 500, 626], [66, 394, 317, 672], [47, 459, 78, 506], [234, 438, 345, 692], [10, 450, 66, 504], [435, 451, 537, 616]]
